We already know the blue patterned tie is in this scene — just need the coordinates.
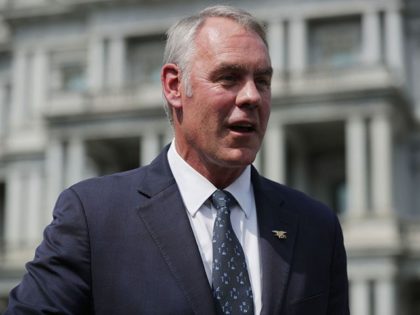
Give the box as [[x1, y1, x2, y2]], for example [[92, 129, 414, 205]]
[[211, 190, 254, 315]]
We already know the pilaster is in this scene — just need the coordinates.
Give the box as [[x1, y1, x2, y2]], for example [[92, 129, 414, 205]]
[[350, 279, 369, 315], [385, 8, 404, 78], [263, 123, 286, 184], [346, 116, 368, 216], [10, 50, 28, 129], [4, 167, 23, 250], [46, 139, 65, 217], [25, 165, 43, 245], [108, 36, 126, 90], [370, 114, 393, 216], [288, 16, 306, 76], [362, 9, 381, 65], [65, 137, 86, 187], [141, 132, 160, 166], [267, 20, 285, 78], [32, 48, 48, 121], [87, 37, 105, 92], [375, 278, 396, 315]]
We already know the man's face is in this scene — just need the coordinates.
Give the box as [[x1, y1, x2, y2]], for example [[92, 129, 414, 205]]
[[174, 17, 272, 184]]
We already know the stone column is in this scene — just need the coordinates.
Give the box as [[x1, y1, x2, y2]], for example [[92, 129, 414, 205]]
[[345, 116, 368, 216], [385, 8, 404, 76], [267, 20, 285, 78], [375, 278, 396, 315], [362, 10, 381, 65], [4, 166, 23, 250], [25, 53, 36, 120], [32, 48, 48, 120], [65, 138, 86, 187], [25, 165, 43, 246], [141, 132, 160, 166], [10, 50, 27, 129], [289, 17, 306, 76], [46, 139, 65, 219], [350, 279, 370, 315], [87, 37, 105, 92], [0, 83, 6, 136], [264, 123, 286, 183], [370, 114, 393, 216], [108, 36, 126, 90]]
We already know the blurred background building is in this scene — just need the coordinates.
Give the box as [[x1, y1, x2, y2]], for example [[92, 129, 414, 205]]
[[0, 0, 419, 313]]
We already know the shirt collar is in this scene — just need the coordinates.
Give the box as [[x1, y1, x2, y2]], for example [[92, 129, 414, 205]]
[[224, 167, 252, 218], [167, 141, 252, 218]]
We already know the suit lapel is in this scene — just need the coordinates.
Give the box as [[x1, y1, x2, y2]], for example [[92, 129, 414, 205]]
[[252, 168, 299, 315], [136, 149, 216, 315], [134, 150, 298, 315]]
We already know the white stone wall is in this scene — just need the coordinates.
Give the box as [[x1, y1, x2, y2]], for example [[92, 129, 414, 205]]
[[0, 0, 419, 313]]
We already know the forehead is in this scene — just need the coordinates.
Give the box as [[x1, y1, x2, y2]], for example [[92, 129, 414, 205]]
[[193, 17, 270, 66]]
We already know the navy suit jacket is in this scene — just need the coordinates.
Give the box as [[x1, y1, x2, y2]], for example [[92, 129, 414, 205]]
[[6, 148, 349, 315]]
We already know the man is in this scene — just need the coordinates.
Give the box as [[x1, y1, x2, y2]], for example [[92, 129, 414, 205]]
[[6, 5, 349, 315]]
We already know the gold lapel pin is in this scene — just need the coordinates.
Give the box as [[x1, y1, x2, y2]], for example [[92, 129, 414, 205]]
[[272, 230, 287, 239]]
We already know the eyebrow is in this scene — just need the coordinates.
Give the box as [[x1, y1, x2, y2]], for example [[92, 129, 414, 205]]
[[256, 67, 273, 77], [211, 63, 273, 77]]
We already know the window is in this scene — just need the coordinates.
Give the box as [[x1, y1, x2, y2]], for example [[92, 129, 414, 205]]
[[308, 16, 362, 69], [405, 279, 420, 315], [50, 49, 87, 93], [126, 34, 165, 87], [60, 64, 86, 92], [86, 137, 140, 176]]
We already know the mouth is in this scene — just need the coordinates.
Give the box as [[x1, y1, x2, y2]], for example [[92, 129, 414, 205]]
[[228, 123, 256, 134]]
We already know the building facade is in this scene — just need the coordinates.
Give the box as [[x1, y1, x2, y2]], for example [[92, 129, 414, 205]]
[[0, 0, 419, 313]]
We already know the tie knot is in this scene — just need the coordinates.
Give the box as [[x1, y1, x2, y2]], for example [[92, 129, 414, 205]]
[[211, 190, 235, 210]]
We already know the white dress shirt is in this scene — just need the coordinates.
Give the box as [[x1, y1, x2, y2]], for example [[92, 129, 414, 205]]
[[167, 142, 262, 314]]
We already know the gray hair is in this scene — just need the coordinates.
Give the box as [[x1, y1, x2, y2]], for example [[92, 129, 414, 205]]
[[162, 5, 268, 122]]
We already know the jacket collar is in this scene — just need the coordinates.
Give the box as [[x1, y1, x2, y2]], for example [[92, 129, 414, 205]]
[[252, 167, 299, 315], [136, 147, 216, 315], [136, 148, 299, 315]]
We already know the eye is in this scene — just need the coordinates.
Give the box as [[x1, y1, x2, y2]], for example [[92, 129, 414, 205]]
[[218, 73, 240, 86], [216, 71, 241, 87], [255, 76, 271, 89]]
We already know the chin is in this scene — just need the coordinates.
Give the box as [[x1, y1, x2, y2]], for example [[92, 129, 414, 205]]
[[221, 148, 258, 166]]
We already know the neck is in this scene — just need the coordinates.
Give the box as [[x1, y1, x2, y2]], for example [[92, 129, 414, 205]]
[[173, 142, 247, 189], [194, 164, 246, 189]]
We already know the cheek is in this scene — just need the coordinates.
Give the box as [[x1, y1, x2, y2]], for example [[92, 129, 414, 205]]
[[200, 99, 229, 122], [186, 103, 218, 135], [259, 102, 271, 119]]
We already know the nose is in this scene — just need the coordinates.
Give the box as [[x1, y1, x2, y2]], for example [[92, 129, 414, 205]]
[[236, 79, 262, 109]]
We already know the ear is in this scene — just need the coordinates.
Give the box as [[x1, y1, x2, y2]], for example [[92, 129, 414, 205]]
[[161, 63, 182, 109]]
